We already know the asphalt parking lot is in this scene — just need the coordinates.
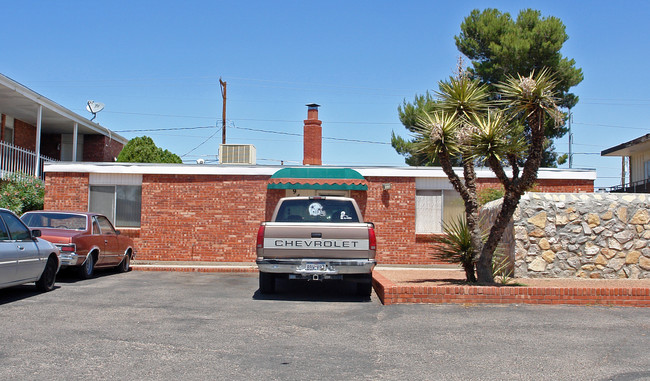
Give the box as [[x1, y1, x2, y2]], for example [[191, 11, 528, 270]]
[[1, 271, 649, 381]]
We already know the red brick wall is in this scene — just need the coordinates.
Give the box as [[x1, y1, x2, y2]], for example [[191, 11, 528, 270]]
[[137, 174, 270, 261], [83, 135, 124, 162], [14, 119, 36, 151], [357, 177, 450, 265], [477, 178, 593, 193], [44, 172, 89, 210]]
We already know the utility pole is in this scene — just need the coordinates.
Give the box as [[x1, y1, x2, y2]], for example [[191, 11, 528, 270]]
[[568, 111, 573, 168], [219, 78, 227, 144]]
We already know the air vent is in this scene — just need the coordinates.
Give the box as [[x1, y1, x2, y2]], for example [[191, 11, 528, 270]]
[[219, 144, 256, 165]]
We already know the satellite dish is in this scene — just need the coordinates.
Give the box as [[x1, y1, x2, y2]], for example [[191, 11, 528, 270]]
[[86, 100, 105, 121], [196, 158, 205, 164]]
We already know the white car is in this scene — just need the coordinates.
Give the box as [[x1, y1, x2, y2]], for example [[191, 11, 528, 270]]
[[0, 208, 60, 292]]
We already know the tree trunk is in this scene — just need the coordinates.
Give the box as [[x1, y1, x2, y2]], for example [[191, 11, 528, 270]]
[[475, 109, 547, 283], [464, 263, 477, 283]]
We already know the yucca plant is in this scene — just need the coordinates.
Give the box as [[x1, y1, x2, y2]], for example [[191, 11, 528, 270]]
[[434, 216, 479, 283]]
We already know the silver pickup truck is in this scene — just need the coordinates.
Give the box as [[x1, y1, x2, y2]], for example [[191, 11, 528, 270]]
[[256, 196, 376, 296]]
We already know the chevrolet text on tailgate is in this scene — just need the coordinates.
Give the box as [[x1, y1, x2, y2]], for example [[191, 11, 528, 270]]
[[256, 196, 376, 296]]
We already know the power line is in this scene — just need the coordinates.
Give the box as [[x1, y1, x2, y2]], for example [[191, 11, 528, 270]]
[[181, 126, 223, 157], [573, 122, 650, 131], [231, 125, 390, 145], [116, 125, 216, 132]]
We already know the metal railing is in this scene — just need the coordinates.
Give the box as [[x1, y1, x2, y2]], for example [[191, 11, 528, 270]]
[[606, 178, 650, 193], [0, 140, 56, 181]]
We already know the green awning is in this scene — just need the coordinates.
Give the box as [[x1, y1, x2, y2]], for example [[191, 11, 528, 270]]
[[268, 167, 368, 191]]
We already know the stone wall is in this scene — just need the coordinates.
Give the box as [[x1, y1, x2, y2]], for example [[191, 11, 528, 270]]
[[483, 193, 650, 279]]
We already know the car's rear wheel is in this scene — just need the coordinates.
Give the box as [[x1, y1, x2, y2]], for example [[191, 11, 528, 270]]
[[259, 272, 276, 294], [116, 253, 131, 273], [78, 253, 95, 279], [35, 256, 57, 292]]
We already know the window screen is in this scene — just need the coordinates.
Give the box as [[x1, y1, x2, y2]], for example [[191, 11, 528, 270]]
[[89, 185, 142, 227], [89, 186, 115, 223], [116, 185, 142, 227], [415, 190, 442, 234]]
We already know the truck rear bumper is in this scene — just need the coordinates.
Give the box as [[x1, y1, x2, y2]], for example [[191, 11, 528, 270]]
[[256, 258, 376, 275]]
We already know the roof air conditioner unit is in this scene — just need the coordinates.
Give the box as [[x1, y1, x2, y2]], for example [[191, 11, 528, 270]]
[[219, 144, 256, 165]]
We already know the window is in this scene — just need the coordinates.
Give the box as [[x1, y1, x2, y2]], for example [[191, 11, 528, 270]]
[[89, 185, 142, 227], [95, 216, 117, 235], [274, 199, 360, 223], [645, 160, 650, 180], [0, 217, 9, 240], [1, 211, 31, 241], [3, 116, 14, 144], [415, 189, 464, 234]]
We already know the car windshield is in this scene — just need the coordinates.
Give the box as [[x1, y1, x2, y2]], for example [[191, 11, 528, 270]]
[[22, 213, 87, 230], [275, 199, 360, 223]]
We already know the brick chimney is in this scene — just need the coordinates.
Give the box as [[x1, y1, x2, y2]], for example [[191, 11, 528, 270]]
[[303, 103, 322, 165]]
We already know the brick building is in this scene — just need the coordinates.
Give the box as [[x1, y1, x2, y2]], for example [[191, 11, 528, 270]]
[[43, 104, 595, 265], [0, 73, 127, 179]]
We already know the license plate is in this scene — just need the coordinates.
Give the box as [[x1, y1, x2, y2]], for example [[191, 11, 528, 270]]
[[304, 263, 327, 271]]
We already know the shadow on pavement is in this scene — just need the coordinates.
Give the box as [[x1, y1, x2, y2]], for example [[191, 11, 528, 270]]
[[0, 284, 61, 305], [253, 278, 372, 303]]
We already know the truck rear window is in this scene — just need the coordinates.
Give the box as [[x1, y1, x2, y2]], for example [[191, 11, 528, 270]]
[[275, 199, 360, 223]]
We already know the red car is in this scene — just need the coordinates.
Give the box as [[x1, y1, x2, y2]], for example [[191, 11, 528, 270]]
[[21, 211, 135, 278]]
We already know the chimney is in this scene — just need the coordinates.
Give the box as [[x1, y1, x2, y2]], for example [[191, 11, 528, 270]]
[[303, 103, 322, 165]]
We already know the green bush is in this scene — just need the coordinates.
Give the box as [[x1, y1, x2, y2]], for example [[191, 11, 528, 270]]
[[478, 187, 504, 206], [0, 173, 44, 215], [434, 216, 478, 282]]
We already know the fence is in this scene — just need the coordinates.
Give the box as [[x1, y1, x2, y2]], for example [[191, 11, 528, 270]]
[[607, 178, 650, 193], [0, 140, 56, 181]]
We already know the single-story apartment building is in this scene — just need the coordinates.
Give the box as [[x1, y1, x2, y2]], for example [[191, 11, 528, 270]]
[[43, 105, 596, 265]]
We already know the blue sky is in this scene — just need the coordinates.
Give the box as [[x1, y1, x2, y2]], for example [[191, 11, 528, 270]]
[[4, 1, 649, 188]]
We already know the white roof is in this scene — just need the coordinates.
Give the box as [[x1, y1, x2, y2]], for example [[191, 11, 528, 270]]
[[44, 162, 597, 180]]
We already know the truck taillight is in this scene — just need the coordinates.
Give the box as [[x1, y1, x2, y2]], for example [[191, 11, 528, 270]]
[[368, 226, 376, 251], [256, 225, 265, 248]]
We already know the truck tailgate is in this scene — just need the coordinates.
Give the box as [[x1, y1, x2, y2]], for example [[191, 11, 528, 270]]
[[259, 222, 375, 260]]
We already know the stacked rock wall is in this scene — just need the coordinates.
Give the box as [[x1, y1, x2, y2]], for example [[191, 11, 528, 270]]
[[482, 193, 650, 279]]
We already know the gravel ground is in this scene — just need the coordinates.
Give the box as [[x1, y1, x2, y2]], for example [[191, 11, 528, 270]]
[[377, 268, 650, 288]]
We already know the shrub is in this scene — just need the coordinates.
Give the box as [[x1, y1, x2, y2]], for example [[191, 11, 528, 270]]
[[434, 216, 478, 282], [0, 173, 44, 215], [478, 187, 504, 206]]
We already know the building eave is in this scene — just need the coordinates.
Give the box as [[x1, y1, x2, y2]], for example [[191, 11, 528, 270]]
[[44, 162, 598, 181], [601, 133, 650, 157], [0, 73, 128, 144]]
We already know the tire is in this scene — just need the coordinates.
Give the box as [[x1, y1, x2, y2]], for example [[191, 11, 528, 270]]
[[78, 253, 95, 279], [259, 272, 276, 294], [35, 256, 57, 292], [116, 253, 131, 273], [355, 274, 373, 297]]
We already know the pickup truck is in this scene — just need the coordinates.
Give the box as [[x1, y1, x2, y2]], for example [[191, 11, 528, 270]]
[[256, 196, 376, 296]]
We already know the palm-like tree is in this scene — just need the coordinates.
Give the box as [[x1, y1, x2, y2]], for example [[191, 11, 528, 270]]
[[413, 75, 491, 282], [413, 69, 562, 283], [474, 68, 562, 282]]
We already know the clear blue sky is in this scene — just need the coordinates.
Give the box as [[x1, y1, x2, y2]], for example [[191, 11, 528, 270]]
[[4, 1, 649, 188]]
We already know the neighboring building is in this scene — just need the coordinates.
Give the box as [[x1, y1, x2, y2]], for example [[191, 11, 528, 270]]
[[0, 73, 127, 179], [43, 104, 596, 265], [601, 133, 650, 193]]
